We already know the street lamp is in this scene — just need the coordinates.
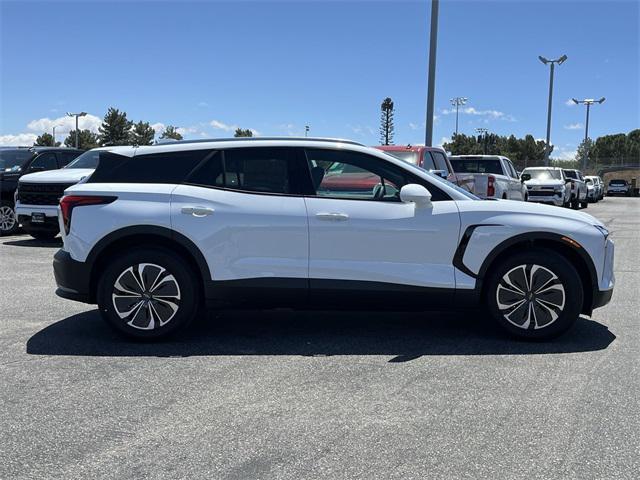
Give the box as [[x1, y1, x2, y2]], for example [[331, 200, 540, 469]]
[[475, 127, 488, 154], [538, 54, 567, 166], [66, 112, 87, 149], [305, 125, 310, 137], [572, 97, 605, 169], [52, 124, 62, 146], [450, 97, 467, 136], [424, 0, 439, 146]]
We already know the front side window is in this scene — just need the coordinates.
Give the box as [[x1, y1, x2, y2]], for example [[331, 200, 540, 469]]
[[305, 148, 448, 202], [0, 149, 34, 171], [30, 153, 58, 171], [430, 151, 450, 174], [564, 170, 577, 180], [422, 151, 436, 170]]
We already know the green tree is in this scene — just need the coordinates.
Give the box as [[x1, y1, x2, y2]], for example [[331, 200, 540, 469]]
[[159, 125, 183, 141], [234, 128, 253, 137], [380, 97, 395, 145], [33, 132, 60, 147], [575, 138, 594, 170], [64, 129, 100, 149], [130, 121, 155, 145], [98, 107, 133, 146]]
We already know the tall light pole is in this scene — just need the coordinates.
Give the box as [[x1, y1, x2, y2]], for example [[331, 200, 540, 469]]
[[538, 54, 567, 166], [572, 97, 605, 169], [305, 125, 310, 137], [66, 112, 87, 149], [52, 124, 62, 146], [424, 0, 439, 146], [450, 97, 467, 136], [476, 127, 488, 154]]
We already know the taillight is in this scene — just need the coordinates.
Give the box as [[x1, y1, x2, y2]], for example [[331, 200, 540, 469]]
[[59, 195, 116, 235], [487, 175, 495, 197]]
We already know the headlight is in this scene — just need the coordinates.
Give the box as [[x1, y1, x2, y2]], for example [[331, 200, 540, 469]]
[[554, 185, 565, 192], [594, 225, 609, 239]]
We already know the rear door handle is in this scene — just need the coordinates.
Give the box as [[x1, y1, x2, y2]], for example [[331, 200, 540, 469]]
[[181, 206, 214, 217], [315, 212, 349, 221]]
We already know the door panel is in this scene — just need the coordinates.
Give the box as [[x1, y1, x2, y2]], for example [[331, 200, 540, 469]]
[[171, 185, 309, 281], [305, 197, 461, 289]]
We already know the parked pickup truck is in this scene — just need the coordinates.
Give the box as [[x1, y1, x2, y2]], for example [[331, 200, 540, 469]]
[[520, 167, 571, 207], [15, 148, 107, 239], [563, 169, 588, 209], [448, 155, 527, 201], [375, 145, 473, 191]]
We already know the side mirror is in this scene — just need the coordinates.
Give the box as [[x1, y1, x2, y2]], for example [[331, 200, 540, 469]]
[[400, 184, 432, 208], [520, 173, 531, 182], [430, 169, 448, 179]]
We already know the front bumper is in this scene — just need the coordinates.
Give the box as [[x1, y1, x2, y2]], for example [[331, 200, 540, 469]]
[[526, 194, 564, 206], [16, 204, 60, 232], [53, 249, 92, 303]]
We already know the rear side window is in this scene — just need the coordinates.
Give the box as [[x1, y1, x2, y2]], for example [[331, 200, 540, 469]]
[[430, 151, 450, 174], [187, 147, 309, 195], [88, 150, 211, 184]]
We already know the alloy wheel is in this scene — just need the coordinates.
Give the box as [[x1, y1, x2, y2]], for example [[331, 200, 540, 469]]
[[496, 264, 565, 330], [0, 205, 16, 233], [111, 263, 181, 330]]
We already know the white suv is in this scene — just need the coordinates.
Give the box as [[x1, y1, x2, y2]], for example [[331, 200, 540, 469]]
[[53, 138, 615, 340]]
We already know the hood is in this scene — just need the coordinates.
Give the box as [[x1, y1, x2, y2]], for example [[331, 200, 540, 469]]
[[457, 198, 603, 228], [524, 178, 565, 188], [18, 168, 95, 184]]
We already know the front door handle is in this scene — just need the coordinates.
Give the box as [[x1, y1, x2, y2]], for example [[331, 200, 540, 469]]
[[315, 212, 349, 221], [181, 206, 214, 217]]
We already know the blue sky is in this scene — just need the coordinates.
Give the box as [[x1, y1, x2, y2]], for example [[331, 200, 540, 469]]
[[1, 0, 638, 159]]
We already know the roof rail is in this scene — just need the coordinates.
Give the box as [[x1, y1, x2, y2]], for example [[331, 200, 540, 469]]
[[149, 137, 366, 147]]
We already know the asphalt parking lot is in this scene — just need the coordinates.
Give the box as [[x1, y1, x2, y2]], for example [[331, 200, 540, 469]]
[[1, 197, 638, 480]]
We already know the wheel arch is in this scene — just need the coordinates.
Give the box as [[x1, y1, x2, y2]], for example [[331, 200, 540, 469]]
[[86, 226, 211, 303], [476, 232, 597, 315]]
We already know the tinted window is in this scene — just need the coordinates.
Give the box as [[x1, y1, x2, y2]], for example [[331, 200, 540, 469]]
[[58, 151, 82, 167], [422, 151, 436, 170], [305, 148, 449, 202], [88, 150, 210, 183], [30, 153, 58, 171], [430, 151, 450, 173], [0, 149, 34, 171], [564, 170, 577, 180], [65, 150, 104, 169], [187, 147, 307, 195], [451, 158, 502, 174]]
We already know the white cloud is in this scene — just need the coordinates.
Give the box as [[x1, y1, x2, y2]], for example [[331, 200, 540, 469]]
[[441, 107, 515, 121], [0, 133, 38, 146], [437, 136, 451, 148], [210, 119, 259, 136], [551, 147, 577, 161], [27, 114, 102, 134], [151, 122, 166, 134], [564, 123, 583, 130]]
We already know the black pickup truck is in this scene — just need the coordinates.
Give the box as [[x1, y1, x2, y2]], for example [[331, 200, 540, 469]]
[[0, 147, 83, 235]]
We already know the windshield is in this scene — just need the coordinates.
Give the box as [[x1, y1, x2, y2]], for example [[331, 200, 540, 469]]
[[523, 168, 562, 180], [610, 179, 627, 185], [0, 149, 34, 171], [564, 170, 578, 179], [450, 158, 502, 174], [384, 150, 420, 165], [64, 149, 103, 169]]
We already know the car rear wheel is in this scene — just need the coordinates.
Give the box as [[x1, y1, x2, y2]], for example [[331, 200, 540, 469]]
[[0, 202, 19, 236], [485, 249, 583, 340], [97, 248, 200, 340]]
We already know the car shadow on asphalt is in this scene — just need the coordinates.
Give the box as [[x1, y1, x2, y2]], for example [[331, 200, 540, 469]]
[[3, 238, 62, 248], [26, 309, 615, 361]]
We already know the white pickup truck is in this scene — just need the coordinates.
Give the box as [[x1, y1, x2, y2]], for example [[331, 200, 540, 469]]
[[448, 155, 528, 201]]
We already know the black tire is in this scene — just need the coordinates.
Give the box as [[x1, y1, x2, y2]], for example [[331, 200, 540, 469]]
[[0, 201, 19, 236], [97, 247, 201, 340], [581, 200, 588, 209], [571, 198, 580, 209], [485, 248, 583, 340], [28, 230, 58, 241]]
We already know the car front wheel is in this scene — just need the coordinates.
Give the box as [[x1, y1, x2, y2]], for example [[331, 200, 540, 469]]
[[97, 247, 200, 340], [485, 249, 583, 340]]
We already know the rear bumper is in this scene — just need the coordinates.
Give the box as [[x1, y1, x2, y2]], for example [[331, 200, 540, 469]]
[[53, 249, 92, 303]]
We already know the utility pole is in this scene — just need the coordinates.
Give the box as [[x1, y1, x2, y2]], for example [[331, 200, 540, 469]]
[[538, 55, 567, 166], [66, 112, 87, 149], [572, 97, 605, 170], [52, 124, 61, 146], [450, 97, 467, 136], [305, 125, 309, 137], [424, 0, 439, 146]]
